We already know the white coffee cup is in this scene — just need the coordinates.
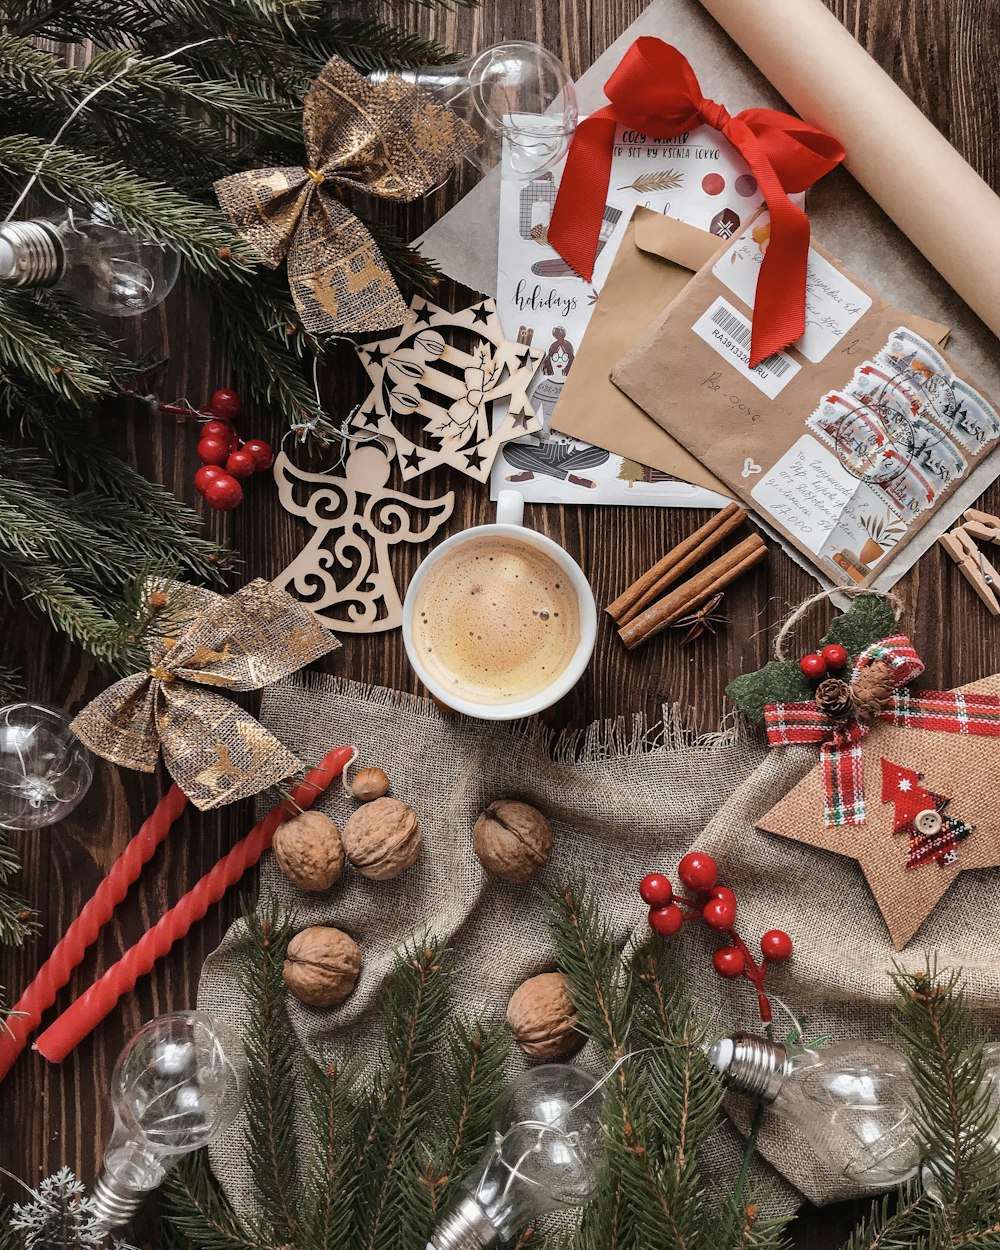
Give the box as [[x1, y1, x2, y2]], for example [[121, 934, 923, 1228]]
[[402, 490, 597, 720]]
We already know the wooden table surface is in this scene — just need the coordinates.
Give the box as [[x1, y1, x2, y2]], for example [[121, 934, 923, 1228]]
[[1, 1, 998, 1244]]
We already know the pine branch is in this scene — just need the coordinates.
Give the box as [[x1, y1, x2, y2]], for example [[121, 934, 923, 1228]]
[[351, 943, 452, 1250], [424, 1022, 509, 1216], [837, 1183, 937, 1250], [364, 215, 445, 300], [893, 966, 999, 1222], [0, 662, 21, 702], [290, 17, 457, 75], [205, 271, 322, 427], [0, 832, 33, 947], [162, 1155, 266, 1250], [234, 909, 300, 1245], [0, 135, 244, 274], [299, 1057, 359, 1250], [0, 287, 122, 402]]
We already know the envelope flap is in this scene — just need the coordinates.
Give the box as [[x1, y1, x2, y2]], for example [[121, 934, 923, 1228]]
[[632, 207, 720, 272]]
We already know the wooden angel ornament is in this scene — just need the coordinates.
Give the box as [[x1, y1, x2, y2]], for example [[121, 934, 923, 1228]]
[[271, 441, 454, 633]]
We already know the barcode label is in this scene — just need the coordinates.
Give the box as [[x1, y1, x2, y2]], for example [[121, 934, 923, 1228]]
[[692, 297, 800, 398]]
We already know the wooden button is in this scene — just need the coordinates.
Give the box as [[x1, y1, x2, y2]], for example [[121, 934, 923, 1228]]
[[914, 809, 943, 836]]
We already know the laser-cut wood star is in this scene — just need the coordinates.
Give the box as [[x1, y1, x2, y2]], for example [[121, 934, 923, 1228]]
[[757, 672, 1000, 949], [353, 295, 544, 483]]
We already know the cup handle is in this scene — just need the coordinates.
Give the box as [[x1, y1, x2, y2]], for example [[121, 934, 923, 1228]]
[[496, 489, 525, 527]]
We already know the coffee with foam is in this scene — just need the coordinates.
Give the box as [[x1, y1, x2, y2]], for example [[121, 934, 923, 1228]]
[[411, 535, 581, 706]]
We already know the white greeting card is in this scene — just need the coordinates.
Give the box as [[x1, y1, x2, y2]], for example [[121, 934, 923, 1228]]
[[491, 117, 770, 507]]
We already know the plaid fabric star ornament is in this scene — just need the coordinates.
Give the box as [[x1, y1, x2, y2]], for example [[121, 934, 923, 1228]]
[[758, 671, 1000, 949]]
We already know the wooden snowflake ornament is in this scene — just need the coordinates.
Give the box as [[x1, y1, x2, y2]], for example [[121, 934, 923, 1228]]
[[352, 296, 544, 482]]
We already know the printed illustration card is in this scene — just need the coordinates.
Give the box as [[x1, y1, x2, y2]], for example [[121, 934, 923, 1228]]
[[612, 213, 1000, 587], [490, 116, 775, 507]]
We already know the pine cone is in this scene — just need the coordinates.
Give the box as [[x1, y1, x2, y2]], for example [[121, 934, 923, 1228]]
[[851, 659, 897, 724], [816, 678, 854, 722]]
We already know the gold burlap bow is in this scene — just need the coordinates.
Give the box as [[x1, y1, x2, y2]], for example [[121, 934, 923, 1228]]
[[71, 580, 339, 810], [214, 57, 478, 339]]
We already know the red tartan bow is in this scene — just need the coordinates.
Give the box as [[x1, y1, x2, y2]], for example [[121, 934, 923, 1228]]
[[764, 635, 1000, 826], [546, 38, 845, 366]]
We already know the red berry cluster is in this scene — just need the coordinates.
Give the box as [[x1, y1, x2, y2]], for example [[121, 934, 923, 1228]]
[[640, 853, 793, 1024], [799, 642, 848, 681], [190, 390, 273, 511]]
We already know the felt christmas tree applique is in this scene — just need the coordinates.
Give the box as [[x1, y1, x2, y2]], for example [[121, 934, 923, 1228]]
[[880, 759, 974, 869]]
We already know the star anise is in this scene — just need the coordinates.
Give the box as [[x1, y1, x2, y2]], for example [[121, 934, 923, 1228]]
[[670, 591, 728, 644]]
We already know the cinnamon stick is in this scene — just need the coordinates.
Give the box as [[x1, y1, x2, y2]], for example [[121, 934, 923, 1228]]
[[618, 533, 767, 651], [607, 503, 747, 624]]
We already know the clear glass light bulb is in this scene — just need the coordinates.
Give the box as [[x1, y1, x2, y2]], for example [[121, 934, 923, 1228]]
[[91, 1010, 248, 1229], [428, 1064, 604, 1250], [0, 204, 180, 315], [0, 703, 93, 831], [709, 1032, 920, 1187], [372, 42, 578, 179]]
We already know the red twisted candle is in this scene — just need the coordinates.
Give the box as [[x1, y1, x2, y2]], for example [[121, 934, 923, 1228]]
[[34, 745, 355, 1064], [0, 782, 189, 1082]]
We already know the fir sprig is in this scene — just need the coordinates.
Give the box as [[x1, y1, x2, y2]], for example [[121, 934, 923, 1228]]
[[0, 136, 242, 272], [162, 915, 508, 1250]]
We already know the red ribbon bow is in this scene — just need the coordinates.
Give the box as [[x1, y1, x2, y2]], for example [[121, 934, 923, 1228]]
[[764, 635, 1000, 827], [547, 38, 845, 366]]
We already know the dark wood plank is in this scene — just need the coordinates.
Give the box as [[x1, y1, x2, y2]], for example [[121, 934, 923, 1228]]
[[1, 2, 998, 1246]]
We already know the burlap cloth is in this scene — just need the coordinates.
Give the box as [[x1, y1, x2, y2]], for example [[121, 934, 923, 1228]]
[[199, 673, 1000, 1221]]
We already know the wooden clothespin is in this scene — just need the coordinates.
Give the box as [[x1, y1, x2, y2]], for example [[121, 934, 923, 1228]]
[[938, 525, 1000, 614], [962, 507, 1000, 545]]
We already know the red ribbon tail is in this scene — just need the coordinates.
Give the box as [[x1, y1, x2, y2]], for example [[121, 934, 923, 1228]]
[[748, 205, 811, 367], [547, 112, 619, 283]]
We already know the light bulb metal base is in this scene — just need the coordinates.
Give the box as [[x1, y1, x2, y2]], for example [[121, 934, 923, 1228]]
[[711, 1032, 789, 1103], [89, 1170, 146, 1231], [427, 1195, 498, 1250], [0, 220, 63, 287]]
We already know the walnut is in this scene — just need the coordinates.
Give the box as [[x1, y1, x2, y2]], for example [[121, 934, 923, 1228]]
[[342, 797, 421, 880], [473, 800, 552, 883], [506, 972, 581, 1059], [272, 811, 344, 892], [351, 766, 390, 803], [283, 926, 361, 1008]]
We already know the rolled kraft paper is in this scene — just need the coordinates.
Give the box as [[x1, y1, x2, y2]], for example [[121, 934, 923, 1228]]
[[696, 0, 1000, 342]]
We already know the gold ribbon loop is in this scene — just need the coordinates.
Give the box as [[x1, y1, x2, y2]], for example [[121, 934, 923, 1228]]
[[213, 57, 479, 339], [71, 579, 339, 810]]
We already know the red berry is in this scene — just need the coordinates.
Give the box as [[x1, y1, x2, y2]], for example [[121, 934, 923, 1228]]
[[800, 652, 828, 681], [648, 903, 683, 936], [711, 885, 737, 910], [703, 896, 736, 931], [197, 435, 230, 466], [225, 449, 256, 479], [194, 465, 225, 495], [639, 873, 673, 908], [677, 852, 718, 893], [821, 643, 849, 671], [713, 947, 746, 979], [209, 388, 242, 421], [203, 472, 243, 511], [242, 438, 274, 471], [202, 419, 235, 443], [760, 929, 794, 963]]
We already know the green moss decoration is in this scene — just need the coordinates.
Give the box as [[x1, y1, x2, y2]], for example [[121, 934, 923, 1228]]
[[726, 593, 901, 722]]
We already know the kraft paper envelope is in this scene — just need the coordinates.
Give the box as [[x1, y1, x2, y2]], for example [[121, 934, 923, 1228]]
[[610, 213, 994, 590], [551, 208, 729, 497]]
